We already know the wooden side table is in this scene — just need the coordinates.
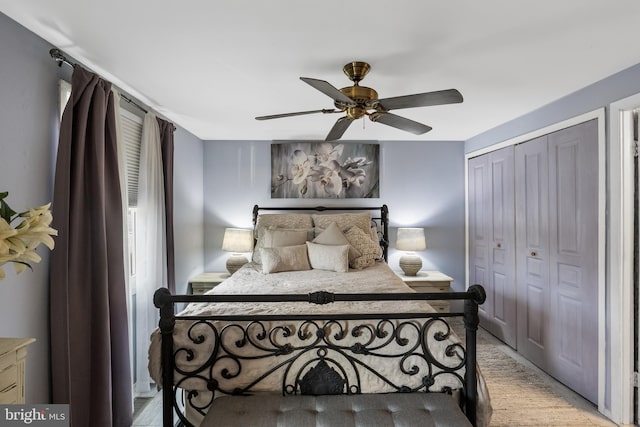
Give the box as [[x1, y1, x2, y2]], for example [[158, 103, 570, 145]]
[[396, 271, 453, 313], [189, 272, 230, 295], [0, 338, 35, 404]]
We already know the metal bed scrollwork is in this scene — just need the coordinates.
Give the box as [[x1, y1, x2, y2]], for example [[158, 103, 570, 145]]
[[153, 284, 486, 427]]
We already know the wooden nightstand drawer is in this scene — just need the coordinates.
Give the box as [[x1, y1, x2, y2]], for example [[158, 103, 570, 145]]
[[189, 272, 230, 295], [0, 350, 15, 372], [396, 271, 453, 313], [0, 364, 17, 394], [0, 382, 18, 404], [410, 284, 450, 293]]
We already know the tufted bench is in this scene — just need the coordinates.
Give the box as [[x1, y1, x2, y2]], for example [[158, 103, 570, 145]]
[[201, 393, 472, 427]]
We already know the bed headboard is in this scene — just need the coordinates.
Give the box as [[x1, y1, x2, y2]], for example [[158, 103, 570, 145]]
[[252, 205, 389, 261]]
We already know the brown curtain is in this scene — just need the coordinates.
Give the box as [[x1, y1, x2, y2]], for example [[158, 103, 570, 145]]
[[50, 65, 132, 426], [157, 118, 175, 293]]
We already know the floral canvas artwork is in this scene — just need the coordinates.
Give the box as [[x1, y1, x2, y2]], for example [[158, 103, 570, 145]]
[[271, 142, 379, 199]]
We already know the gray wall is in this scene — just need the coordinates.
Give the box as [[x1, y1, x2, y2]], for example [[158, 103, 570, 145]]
[[202, 140, 467, 292], [0, 12, 204, 402], [0, 12, 65, 403], [466, 62, 640, 153], [173, 128, 204, 295]]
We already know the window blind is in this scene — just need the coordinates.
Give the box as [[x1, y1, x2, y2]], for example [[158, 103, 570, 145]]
[[120, 109, 143, 207], [58, 80, 144, 207]]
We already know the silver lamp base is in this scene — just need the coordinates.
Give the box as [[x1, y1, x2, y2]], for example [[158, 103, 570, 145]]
[[226, 254, 248, 275], [399, 254, 422, 276]]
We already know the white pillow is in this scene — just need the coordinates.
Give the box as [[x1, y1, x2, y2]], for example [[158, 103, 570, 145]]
[[260, 244, 311, 274], [312, 222, 361, 262], [305, 241, 349, 273]]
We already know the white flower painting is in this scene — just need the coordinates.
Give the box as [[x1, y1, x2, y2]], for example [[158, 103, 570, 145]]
[[271, 142, 379, 199]]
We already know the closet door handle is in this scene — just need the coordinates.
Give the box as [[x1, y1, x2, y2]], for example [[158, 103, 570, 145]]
[[496, 243, 502, 248], [530, 251, 537, 257]]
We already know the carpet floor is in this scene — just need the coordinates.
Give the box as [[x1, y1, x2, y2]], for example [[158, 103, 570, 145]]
[[468, 324, 615, 426]]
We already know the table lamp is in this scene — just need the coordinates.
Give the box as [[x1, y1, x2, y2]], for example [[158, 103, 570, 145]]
[[396, 228, 426, 276], [222, 228, 253, 274]]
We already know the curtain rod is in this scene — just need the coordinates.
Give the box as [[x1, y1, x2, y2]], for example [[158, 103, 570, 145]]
[[50, 48, 148, 114]]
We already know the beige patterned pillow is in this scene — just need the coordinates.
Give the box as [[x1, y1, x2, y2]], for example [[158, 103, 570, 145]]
[[260, 244, 311, 274], [312, 222, 361, 262], [306, 242, 349, 273], [253, 227, 311, 263], [344, 226, 381, 270], [312, 213, 371, 235], [255, 214, 313, 238]]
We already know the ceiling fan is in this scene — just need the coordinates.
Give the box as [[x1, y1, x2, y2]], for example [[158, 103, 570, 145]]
[[255, 61, 463, 141]]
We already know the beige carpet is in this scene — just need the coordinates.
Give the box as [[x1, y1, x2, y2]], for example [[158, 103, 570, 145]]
[[470, 324, 615, 427]]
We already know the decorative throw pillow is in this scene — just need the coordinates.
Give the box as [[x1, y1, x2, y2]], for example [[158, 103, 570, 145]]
[[312, 222, 361, 262], [312, 213, 372, 236], [260, 244, 311, 274], [305, 241, 349, 273], [254, 213, 313, 238], [253, 228, 310, 263], [344, 226, 381, 270], [368, 225, 384, 260]]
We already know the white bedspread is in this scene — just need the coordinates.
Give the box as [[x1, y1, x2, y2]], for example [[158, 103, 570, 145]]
[[148, 261, 492, 426]]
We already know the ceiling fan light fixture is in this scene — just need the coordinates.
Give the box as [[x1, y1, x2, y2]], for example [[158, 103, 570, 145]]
[[255, 60, 463, 141]]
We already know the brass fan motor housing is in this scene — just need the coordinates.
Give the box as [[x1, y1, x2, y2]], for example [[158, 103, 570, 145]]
[[337, 85, 379, 119]]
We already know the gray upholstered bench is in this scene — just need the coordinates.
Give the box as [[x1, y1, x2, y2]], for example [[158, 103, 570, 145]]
[[201, 393, 472, 427]]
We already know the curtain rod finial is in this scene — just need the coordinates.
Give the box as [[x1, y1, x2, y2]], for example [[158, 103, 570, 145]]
[[49, 48, 65, 67]]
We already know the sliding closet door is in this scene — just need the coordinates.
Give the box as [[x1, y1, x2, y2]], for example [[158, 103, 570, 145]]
[[469, 147, 517, 348], [468, 154, 489, 317], [547, 119, 599, 403], [515, 136, 550, 367]]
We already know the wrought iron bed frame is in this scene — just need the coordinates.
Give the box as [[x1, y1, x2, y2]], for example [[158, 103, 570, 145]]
[[154, 285, 486, 426], [153, 205, 485, 426]]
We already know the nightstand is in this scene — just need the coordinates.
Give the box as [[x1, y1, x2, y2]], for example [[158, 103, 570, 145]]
[[0, 338, 35, 404], [189, 272, 230, 295], [396, 271, 453, 313]]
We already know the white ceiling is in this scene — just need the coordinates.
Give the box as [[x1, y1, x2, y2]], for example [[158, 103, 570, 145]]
[[2, 1, 640, 141]]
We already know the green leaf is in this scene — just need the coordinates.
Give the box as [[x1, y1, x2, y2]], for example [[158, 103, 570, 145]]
[[0, 194, 16, 223]]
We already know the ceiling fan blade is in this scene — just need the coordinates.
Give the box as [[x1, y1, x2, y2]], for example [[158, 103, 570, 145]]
[[300, 77, 356, 106], [370, 112, 432, 135], [325, 117, 353, 141], [255, 109, 338, 120], [377, 89, 463, 111]]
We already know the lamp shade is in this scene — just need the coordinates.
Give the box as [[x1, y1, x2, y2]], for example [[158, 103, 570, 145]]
[[396, 228, 426, 251], [222, 228, 253, 253]]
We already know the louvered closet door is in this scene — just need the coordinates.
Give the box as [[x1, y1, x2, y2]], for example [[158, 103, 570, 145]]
[[547, 119, 599, 403], [469, 147, 517, 348], [515, 136, 550, 367]]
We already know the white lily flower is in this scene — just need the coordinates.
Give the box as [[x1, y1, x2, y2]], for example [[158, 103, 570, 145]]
[[0, 194, 57, 280]]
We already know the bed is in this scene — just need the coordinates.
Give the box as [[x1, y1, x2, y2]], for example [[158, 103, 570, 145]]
[[148, 205, 492, 426]]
